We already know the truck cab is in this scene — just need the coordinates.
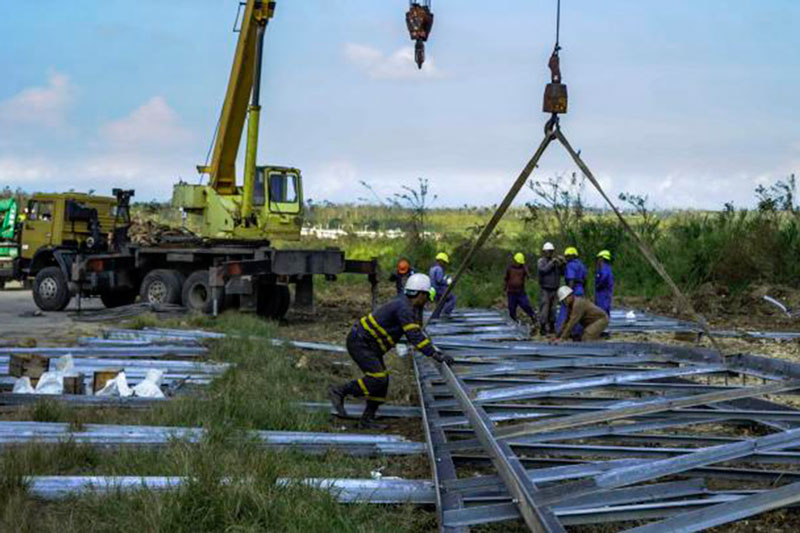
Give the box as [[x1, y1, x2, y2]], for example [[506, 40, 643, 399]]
[[18, 192, 119, 310]]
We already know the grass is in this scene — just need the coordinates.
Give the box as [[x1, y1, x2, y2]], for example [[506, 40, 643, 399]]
[[0, 312, 435, 532]]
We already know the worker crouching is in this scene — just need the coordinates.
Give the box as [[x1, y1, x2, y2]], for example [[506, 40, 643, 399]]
[[553, 286, 609, 343], [329, 273, 454, 428]]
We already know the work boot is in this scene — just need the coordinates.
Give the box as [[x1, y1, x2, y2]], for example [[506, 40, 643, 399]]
[[539, 325, 547, 337], [328, 384, 348, 418], [358, 402, 388, 430]]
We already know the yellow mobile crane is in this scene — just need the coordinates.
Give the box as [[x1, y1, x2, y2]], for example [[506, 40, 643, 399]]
[[172, 1, 296, 240], [173, 0, 435, 240], [56, 0, 437, 317]]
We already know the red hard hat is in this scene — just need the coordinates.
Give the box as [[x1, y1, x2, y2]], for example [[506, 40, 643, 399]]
[[397, 259, 411, 274]]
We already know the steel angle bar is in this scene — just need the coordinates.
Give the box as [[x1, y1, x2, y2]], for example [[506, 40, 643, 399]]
[[494, 379, 800, 440], [498, 442, 800, 465], [443, 495, 746, 528], [0, 346, 206, 358], [78, 337, 192, 347], [297, 402, 421, 418], [269, 339, 347, 354], [413, 353, 468, 532], [0, 393, 166, 408], [27, 476, 185, 499], [453, 478, 707, 512], [475, 365, 727, 404], [0, 421, 425, 455], [624, 480, 800, 533], [443, 459, 649, 493], [446, 416, 733, 451], [535, 426, 800, 507], [449, 453, 800, 484], [439, 363, 565, 532], [276, 478, 435, 504], [454, 355, 663, 379]]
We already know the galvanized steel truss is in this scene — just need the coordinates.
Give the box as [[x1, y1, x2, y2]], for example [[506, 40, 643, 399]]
[[417, 308, 800, 532]]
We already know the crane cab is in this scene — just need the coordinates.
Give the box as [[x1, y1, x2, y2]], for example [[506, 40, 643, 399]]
[[172, 165, 303, 242]]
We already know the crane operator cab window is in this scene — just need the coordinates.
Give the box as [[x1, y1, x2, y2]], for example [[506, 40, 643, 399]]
[[262, 170, 300, 214]]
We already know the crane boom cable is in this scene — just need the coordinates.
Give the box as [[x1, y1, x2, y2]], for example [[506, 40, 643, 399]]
[[555, 0, 561, 49]]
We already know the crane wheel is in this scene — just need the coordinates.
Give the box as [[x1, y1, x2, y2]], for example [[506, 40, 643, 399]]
[[182, 270, 224, 314], [33, 266, 71, 311], [256, 283, 291, 320], [100, 289, 137, 308], [140, 269, 184, 305]]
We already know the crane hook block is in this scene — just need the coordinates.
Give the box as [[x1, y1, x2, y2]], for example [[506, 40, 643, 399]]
[[406, 2, 434, 69], [543, 83, 568, 114]]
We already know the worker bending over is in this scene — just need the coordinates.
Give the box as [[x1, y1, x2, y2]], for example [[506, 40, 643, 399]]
[[389, 258, 414, 295], [329, 273, 454, 428], [594, 250, 614, 315], [537, 242, 562, 335], [556, 247, 587, 338], [553, 286, 609, 343], [504, 252, 537, 324], [429, 252, 456, 319]]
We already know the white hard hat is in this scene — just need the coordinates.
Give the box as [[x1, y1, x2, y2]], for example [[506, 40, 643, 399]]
[[557, 286, 573, 302], [542, 242, 555, 251], [404, 273, 431, 294]]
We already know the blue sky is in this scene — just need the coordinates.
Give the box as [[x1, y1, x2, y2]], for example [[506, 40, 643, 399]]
[[1, 0, 798, 209]]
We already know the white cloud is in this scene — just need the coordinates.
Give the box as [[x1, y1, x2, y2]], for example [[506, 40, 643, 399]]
[[343, 43, 440, 80], [0, 156, 59, 184], [99, 96, 192, 148], [0, 72, 73, 128]]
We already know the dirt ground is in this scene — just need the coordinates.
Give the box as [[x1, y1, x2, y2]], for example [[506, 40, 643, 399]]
[[0, 283, 103, 344]]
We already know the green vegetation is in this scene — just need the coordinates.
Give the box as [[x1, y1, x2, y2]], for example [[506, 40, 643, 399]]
[[301, 175, 800, 308], [0, 314, 433, 532]]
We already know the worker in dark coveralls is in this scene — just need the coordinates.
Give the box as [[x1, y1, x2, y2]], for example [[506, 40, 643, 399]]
[[329, 273, 454, 428], [504, 252, 537, 324]]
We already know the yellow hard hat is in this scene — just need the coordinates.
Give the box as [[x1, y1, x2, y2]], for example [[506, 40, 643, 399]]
[[597, 250, 611, 261], [435, 252, 450, 264], [513, 252, 525, 265], [564, 246, 579, 257]]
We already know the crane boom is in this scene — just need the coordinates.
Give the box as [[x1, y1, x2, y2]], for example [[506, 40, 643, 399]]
[[198, 0, 275, 195]]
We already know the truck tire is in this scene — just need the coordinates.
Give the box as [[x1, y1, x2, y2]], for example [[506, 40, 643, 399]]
[[257, 283, 291, 320], [33, 266, 71, 311], [140, 269, 184, 305], [182, 270, 224, 314], [275, 285, 291, 319], [100, 289, 137, 308]]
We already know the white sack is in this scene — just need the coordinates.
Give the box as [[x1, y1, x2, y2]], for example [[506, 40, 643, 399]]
[[35, 372, 64, 395], [96, 372, 133, 397], [13, 377, 36, 394], [132, 369, 165, 398]]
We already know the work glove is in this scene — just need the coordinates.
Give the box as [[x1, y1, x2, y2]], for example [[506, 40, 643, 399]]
[[445, 276, 453, 286], [432, 350, 455, 366]]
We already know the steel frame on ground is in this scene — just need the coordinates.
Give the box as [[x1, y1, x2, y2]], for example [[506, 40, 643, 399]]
[[415, 308, 800, 532]]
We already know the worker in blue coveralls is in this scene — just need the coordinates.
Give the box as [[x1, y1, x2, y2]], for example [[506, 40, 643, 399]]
[[429, 252, 456, 319], [594, 250, 614, 316], [556, 246, 587, 339]]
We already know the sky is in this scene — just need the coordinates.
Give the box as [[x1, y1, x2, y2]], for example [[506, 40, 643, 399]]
[[1, 0, 799, 210]]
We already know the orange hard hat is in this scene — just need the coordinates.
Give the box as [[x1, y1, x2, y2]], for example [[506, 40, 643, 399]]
[[397, 259, 411, 274]]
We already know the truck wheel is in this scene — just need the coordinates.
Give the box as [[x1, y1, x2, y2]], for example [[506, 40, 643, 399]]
[[257, 283, 291, 320], [140, 269, 184, 305], [275, 285, 291, 319], [33, 266, 71, 311], [182, 270, 224, 314], [100, 289, 137, 308]]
